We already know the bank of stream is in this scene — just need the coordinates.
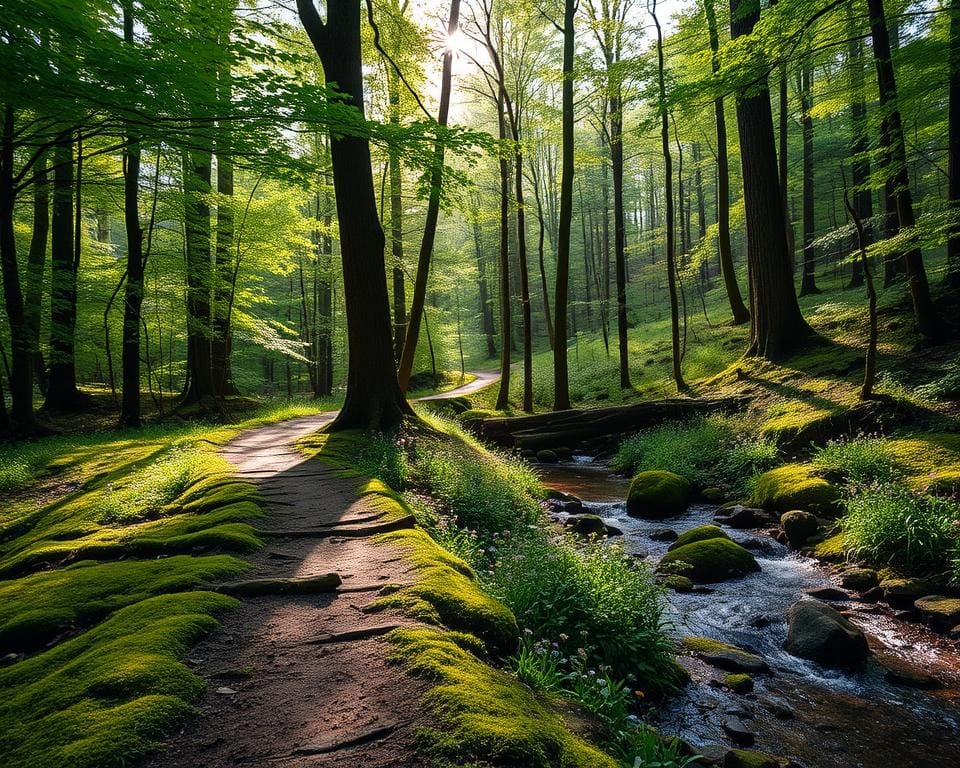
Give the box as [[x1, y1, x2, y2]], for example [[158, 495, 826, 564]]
[[538, 459, 960, 768]]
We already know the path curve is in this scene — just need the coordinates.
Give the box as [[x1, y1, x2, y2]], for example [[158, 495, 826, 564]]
[[146, 373, 497, 767]]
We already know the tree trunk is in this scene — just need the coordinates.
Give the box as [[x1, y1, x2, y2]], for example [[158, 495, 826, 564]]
[[652, 4, 686, 392], [495, 85, 512, 409], [298, 0, 412, 430], [25, 151, 49, 393], [396, 0, 460, 393], [847, 35, 872, 289], [528, 161, 555, 349], [510, 118, 533, 412], [778, 66, 795, 261], [472, 212, 497, 358], [947, 0, 960, 289], [867, 0, 944, 339], [45, 132, 86, 410], [611, 89, 630, 389], [705, 0, 750, 325], [799, 58, 820, 296], [387, 71, 407, 360], [731, 0, 813, 359], [182, 147, 215, 403], [553, 0, 576, 411], [0, 106, 36, 434]]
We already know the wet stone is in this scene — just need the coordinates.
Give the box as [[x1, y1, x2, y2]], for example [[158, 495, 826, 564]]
[[722, 717, 756, 746], [650, 528, 679, 542]]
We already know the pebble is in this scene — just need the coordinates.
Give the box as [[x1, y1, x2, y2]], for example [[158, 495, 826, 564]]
[[215, 687, 239, 695]]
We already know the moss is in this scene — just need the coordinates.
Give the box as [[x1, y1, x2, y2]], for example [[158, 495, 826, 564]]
[[760, 403, 838, 444], [373, 528, 518, 656], [667, 525, 729, 551], [681, 637, 767, 673], [459, 408, 500, 422], [626, 470, 691, 517], [388, 628, 617, 768], [724, 748, 779, 768], [0, 592, 237, 768], [536, 449, 559, 464], [813, 532, 846, 562], [661, 574, 694, 592], [658, 539, 759, 583], [722, 673, 754, 694], [750, 463, 839, 513], [0, 555, 247, 653], [887, 434, 960, 494]]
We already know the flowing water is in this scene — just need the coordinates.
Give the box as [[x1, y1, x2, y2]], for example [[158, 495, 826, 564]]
[[538, 459, 960, 768]]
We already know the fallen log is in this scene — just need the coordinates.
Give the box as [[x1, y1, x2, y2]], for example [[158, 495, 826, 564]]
[[211, 572, 342, 596]]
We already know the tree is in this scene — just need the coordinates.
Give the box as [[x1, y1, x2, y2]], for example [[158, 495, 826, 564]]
[[798, 54, 819, 296], [867, 0, 943, 339], [553, 0, 577, 412], [947, 0, 960, 290], [730, 0, 813, 359], [297, 0, 412, 430], [847, 33, 872, 289], [704, 0, 749, 325]]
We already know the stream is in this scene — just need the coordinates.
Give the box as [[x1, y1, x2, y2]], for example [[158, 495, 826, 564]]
[[537, 459, 960, 768]]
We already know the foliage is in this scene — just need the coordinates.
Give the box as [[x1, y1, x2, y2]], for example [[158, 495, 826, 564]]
[[812, 434, 902, 485]]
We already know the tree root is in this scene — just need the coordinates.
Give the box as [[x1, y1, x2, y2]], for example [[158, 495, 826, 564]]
[[210, 572, 342, 596], [257, 514, 415, 539]]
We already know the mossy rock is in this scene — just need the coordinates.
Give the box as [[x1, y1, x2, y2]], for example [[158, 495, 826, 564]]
[[880, 577, 934, 605], [681, 637, 768, 673], [840, 567, 879, 591], [722, 673, 754, 694], [750, 464, 839, 513], [626, 470, 691, 518], [536, 449, 559, 464], [723, 749, 779, 768], [659, 539, 760, 584], [913, 596, 960, 629], [701, 487, 727, 503], [667, 525, 729, 552], [661, 574, 694, 592]]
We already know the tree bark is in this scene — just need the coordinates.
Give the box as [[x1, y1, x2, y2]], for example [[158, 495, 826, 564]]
[[731, 0, 813, 359], [553, 0, 576, 411], [947, 0, 960, 289], [705, 0, 749, 325], [799, 57, 819, 296], [611, 89, 630, 388], [494, 85, 513, 409], [387, 69, 406, 361], [25, 151, 49, 393], [866, 0, 944, 339], [298, 0, 412, 430], [182, 146, 215, 403], [847, 35, 872, 289], [472, 211, 497, 358]]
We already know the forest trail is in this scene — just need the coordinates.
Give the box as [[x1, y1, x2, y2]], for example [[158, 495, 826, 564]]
[[144, 373, 497, 767]]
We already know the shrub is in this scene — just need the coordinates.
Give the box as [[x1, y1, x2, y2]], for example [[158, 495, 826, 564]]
[[611, 418, 730, 484], [841, 484, 960, 575], [812, 434, 901, 485], [488, 531, 676, 694], [715, 436, 781, 497]]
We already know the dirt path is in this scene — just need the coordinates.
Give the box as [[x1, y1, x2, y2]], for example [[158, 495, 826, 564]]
[[145, 374, 497, 768]]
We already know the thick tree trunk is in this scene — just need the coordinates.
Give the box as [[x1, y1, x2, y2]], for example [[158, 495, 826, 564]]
[[731, 0, 813, 360], [553, 0, 575, 411], [45, 132, 86, 410], [25, 151, 49, 393], [397, 0, 460, 393], [778, 67, 795, 262], [705, 0, 749, 325], [867, 0, 943, 339], [0, 106, 36, 434], [947, 0, 960, 289], [298, 0, 412, 430], [799, 59, 820, 296], [494, 86, 512, 409]]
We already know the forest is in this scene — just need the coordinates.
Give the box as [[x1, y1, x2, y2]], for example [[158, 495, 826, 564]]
[[1, 0, 959, 767]]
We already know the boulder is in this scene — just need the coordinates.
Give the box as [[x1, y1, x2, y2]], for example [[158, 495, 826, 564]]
[[650, 528, 679, 542], [659, 538, 760, 583], [785, 600, 869, 668], [702, 487, 727, 503], [880, 577, 934, 607], [913, 595, 960, 631], [668, 525, 729, 552], [723, 750, 779, 768], [804, 586, 852, 602], [780, 510, 819, 548], [840, 567, 879, 592], [563, 513, 618, 538], [662, 574, 695, 592], [722, 673, 754, 694], [545, 488, 580, 502], [681, 637, 768, 673], [626, 470, 692, 517], [536, 449, 559, 464], [750, 464, 839, 513], [716, 505, 777, 529], [722, 718, 756, 747]]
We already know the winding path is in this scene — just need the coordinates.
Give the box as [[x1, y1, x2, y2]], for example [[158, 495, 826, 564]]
[[146, 373, 498, 768]]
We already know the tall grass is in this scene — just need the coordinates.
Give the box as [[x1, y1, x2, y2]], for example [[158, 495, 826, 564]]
[[812, 434, 901, 484]]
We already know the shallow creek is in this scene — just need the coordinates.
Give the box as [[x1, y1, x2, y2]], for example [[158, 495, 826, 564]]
[[537, 459, 960, 768]]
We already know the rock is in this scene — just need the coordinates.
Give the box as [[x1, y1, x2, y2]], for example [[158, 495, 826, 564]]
[[804, 586, 852, 602], [215, 686, 238, 695], [723, 749, 779, 768], [840, 567, 879, 592], [722, 717, 756, 746], [785, 600, 869, 668], [948, 624, 960, 640], [626, 470, 692, 517], [563, 513, 616, 538], [857, 586, 884, 603], [722, 673, 754, 694], [715, 505, 777, 529], [0, 652, 21, 666], [913, 595, 960, 630], [748, 614, 773, 629], [880, 577, 934, 607], [750, 464, 839, 513], [536, 449, 559, 463], [554, 446, 573, 460], [545, 488, 580, 502], [662, 574, 695, 592], [695, 745, 730, 766], [883, 665, 941, 689], [780, 510, 819, 547], [650, 528, 679, 542], [682, 637, 769, 673], [659, 538, 761, 583], [702, 487, 727, 503], [759, 695, 794, 719], [738, 537, 775, 554], [668, 525, 729, 551]]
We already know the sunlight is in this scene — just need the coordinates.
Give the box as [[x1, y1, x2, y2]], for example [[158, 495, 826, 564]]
[[443, 27, 463, 57]]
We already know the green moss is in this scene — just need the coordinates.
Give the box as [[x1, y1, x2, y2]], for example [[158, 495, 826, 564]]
[[887, 434, 960, 494], [750, 463, 839, 513], [388, 628, 617, 768], [680, 637, 767, 673], [373, 528, 518, 656], [459, 408, 500, 422], [0, 592, 237, 768], [658, 539, 759, 583], [724, 748, 779, 768], [626, 470, 691, 518], [667, 525, 729, 552], [722, 673, 754, 694], [813, 533, 847, 562]]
